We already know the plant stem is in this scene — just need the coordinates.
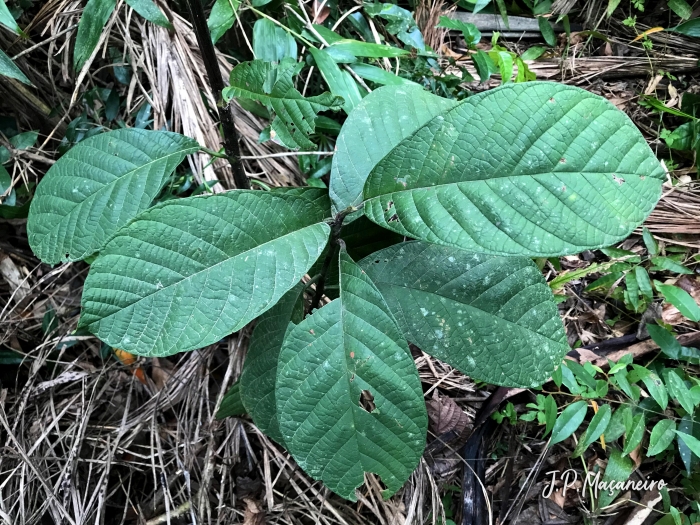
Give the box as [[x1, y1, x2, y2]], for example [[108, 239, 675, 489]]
[[184, 0, 250, 190], [309, 211, 349, 313]]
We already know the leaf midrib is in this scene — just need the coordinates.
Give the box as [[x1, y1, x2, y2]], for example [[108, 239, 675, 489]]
[[364, 170, 661, 200]]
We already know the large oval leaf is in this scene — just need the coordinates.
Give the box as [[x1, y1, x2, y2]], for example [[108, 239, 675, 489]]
[[276, 250, 427, 500], [360, 241, 568, 387], [239, 282, 305, 444], [361, 82, 664, 256], [80, 189, 331, 357], [329, 84, 458, 214], [28, 129, 199, 264]]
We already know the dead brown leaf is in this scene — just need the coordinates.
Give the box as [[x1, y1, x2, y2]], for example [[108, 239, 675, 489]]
[[243, 498, 266, 525], [312, 0, 330, 24], [427, 393, 469, 440]]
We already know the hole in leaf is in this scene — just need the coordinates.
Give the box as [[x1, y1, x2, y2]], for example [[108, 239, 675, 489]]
[[359, 390, 376, 413], [65, 253, 70, 259]]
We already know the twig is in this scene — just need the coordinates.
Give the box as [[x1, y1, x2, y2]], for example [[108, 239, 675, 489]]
[[12, 24, 78, 60], [308, 210, 349, 313], [145, 501, 191, 525], [462, 386, 520, 525], [184, 0, 250, 189]]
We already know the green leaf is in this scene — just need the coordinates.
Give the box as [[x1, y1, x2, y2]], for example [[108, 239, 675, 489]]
[[550, 400, 588, 445], [276, 249, 427, 500], [643, 227, 658, 255], [473, 0, 490, 13], [310, 24, 343, 44], [614, 369, 638, 400], [330, 84, 458, 213], [622, 413, 645, 456], [651, 256, 693, 274], [359, 241, 568, 387], [565, 360, 597, 390], [635, 267, 653, 301], [678, 413, 700, 471], [537, 16, 556, 46], [10, 130, 38, 150], [544, 394, 557, 437], [348, 63, 420, 87], [667, 370, 696, 414], [597, 449, 635, 508], [124, 0, 171, 28], [647, 324, 685, 362], [656, 283, 700, 321], [573, 404, 611, 457], [676, 431, 700, 459], [520, 46, 547, 61], [550, 262, 616, 290], [607, 0, 622, 16], [253, 18, 296, 62], [636, 366, 668, 410], [80, 189, 331, 357], [0, 165, 14, 206], [668, 0, 693, 20], [74, 0, 118, 71], [493, 50, 513, 83], [309, 47, 364, 114], [239, 282, 305, 443], [223, 60, 343, 151], [360, 82, 664, 257], [364, 3, 425, 51], [208, 0, 239, 43], [585, 271, 623, 292], [663, 122, 696, 151], [328, 40, 409, 59], [472, 50, 497, 82], [669, 18, 700, 37], [647, 419, 676, 456], [216, 381, 246, 418], [0, 48, 30, 85], [605, 405, 630, 441], [0, 0, 22, 35], [625, 271, 640, 311], [27, 129, 199, 264], [436, 16, 481, 47]]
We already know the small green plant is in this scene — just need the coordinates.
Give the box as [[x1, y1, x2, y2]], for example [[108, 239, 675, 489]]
[[494, 351, 700, 512], [27, 81, 665, 499]]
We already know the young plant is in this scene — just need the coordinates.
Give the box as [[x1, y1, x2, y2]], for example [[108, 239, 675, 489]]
[[27, 81, 665, 500]]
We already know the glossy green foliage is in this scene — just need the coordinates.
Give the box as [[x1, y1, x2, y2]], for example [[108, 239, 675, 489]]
[[74, 0, 117, 70], [28, 129, 199, 264], [360, 241, 568, 387], [207, 0, 239, 43], [276, 250, 427, 500], [330, 84, 457, 213], [27, 128, 199, 264], [80, 190, 331, 357], [333, 83, 664, 256], [0, 49, 30, 85], [239, 282, 305, 443]]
